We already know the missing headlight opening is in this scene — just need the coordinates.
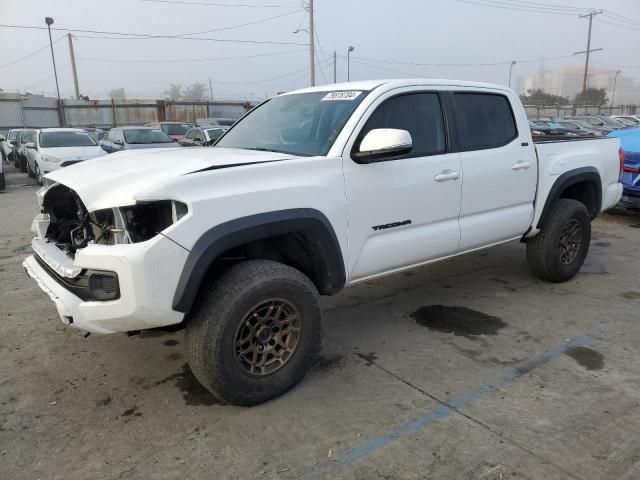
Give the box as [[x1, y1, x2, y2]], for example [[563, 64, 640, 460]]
[[41, 184, 187, 255]]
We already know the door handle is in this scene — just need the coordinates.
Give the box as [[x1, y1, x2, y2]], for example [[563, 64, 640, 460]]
[[434, 170, 460, 182], [512, 161, 531, 170]]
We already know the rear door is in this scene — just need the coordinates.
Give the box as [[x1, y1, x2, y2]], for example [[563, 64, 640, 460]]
[[342, 89, 462, 281], [453, 91, 537, 250]]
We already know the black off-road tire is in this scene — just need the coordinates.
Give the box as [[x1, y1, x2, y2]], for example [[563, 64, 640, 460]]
[[19, 156, 27, 173], [0, 171, 5, 190], [27, 160, 35, 178], [186, 260, 322, 406], [13, 153, 19, 168], [526, 198, 591, 282]]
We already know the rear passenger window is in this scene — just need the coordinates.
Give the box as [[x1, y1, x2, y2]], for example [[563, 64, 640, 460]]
[[455, 93, 517, 150], [358, 93, 446, 158]]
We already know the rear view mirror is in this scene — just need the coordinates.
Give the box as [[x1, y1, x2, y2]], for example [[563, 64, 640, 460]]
[[353, 129, 413, 163]]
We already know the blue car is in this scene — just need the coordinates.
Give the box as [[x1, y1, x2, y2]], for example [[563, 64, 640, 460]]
[[608, 128, 640, 208]]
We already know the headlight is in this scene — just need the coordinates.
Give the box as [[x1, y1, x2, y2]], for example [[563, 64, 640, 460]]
[[42, 155, 61, 163], [119, 200, 188, 243]]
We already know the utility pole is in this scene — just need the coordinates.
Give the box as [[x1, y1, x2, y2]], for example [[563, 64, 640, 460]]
[[333, 51, 336, 83], [308, 0, 315, 87], [67, 33, 80, 99], [577, 10, 603, 95], [610, 70, 621, 113], [209, 78, 214, 100], [45, 17, 61, 103], [347, 46, 354, 82]]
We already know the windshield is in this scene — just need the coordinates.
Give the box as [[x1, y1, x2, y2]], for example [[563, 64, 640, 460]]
[[205, 128, 227, 141], [216, 91, 368, 156], [161, 124, 190, 135], [123, 128, 173, 144], [546, 122, 564, 129], [8, 131, 17, 140], [560, 122, 579, 129], [40, 131, 97, 148]]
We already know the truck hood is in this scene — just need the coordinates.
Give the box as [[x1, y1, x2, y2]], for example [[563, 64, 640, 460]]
[[44, 147, 295, 211]]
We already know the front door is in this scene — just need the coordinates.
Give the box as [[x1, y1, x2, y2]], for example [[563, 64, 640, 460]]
[[342, 90, 462, 282]]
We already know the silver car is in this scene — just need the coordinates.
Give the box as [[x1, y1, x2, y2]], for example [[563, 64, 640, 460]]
[[99, 127, 181, 153]]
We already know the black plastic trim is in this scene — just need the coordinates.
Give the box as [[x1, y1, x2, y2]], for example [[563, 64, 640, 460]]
[[536, 167, 602, 229], [172, 208, 346, 313], [34, 254, 120, 301]]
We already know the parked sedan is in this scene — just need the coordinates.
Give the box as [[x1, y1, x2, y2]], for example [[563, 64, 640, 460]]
[[15, 129, 37, 172], [143, 121, 191, 141], [179, 127, 228, 147], [100, 127, 181, 153], [557, 120, 604, 137], [1, 129, 23, 165], [25, 128, 106, 185], [608, 128, 640, 208], [566, 117, 614, 135]]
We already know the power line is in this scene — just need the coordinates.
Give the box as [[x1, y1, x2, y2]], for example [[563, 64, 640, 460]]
[[77, 49, 306, 64], [0, 24, 307, 46], [141, 0, 291, 7], [455, 0, 588, 16], [596, 17, 640, 32], [214, 57, 330, 85], [0, 35, 65, 69], [178, 9, 303, 35], [345, 53, 575, 68]]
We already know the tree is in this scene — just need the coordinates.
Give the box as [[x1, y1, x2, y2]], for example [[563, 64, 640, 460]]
[[573, 88, 608, 106], [163, 84, 182, 100], [520, 89, 569, 106], [183, 82, 207, 101]]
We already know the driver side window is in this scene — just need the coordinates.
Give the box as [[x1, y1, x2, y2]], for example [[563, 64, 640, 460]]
[[357, 92, 446, 159]]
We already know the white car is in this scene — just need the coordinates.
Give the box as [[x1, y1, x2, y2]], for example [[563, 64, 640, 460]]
[[24, 79, 623, 405], [24, 128, 106, 184]]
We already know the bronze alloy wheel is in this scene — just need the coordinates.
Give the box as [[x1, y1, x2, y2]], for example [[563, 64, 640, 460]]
[[233, 299, 301, 376], [559, 219, 582, 265]]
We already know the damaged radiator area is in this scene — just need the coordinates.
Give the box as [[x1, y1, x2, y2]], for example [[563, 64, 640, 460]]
[[40, 184, 185, 256]]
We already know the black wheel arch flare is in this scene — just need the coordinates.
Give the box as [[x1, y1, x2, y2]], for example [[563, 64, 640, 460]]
[[536, 166, 602, 229], [172, 208, 346, 313]]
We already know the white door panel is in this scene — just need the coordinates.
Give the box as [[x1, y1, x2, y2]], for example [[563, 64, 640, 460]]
[[455, 91, 537, 250], [346, 154, 462, 280]]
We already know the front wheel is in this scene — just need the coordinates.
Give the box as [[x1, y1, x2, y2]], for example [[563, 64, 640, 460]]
[[27, 160, 35, 178], [186, 260, 322, 405], [526, 198, 591, 282], [35, 162, 43, 186]]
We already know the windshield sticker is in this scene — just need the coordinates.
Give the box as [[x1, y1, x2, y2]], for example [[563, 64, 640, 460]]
[[321, 91, 363, 101]]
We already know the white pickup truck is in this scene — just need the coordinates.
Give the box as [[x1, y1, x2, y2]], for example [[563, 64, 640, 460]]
[[24, 79, 623, 405]]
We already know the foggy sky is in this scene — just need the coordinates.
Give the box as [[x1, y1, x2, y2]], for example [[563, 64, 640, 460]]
[[0, 0, 638, 101]]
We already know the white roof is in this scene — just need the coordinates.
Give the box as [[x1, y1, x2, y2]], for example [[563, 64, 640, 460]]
[[283, 78, 512, 96], [39, 127, 89, 133]]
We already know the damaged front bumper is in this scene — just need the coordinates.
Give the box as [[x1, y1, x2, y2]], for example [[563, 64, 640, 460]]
[[23, 233, 189, 334]]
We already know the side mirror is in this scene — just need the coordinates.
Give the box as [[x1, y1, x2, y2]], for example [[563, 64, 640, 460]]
[[114, 139, 123, 146], [9, 140, 16, 145], [353, 129, 413, 163], [25, 142, 36, 149]]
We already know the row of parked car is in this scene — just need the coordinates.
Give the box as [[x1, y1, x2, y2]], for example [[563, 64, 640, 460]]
[[0, 118, 236, 188], [529, 114, 640, 138]]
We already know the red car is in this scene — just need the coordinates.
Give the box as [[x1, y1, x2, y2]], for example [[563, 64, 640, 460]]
[[144, 121, 192, 142]]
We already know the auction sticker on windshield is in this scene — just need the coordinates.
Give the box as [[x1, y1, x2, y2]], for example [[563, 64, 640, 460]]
[[322, 91, 363, 101]]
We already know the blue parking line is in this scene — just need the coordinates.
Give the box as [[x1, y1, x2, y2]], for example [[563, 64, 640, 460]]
[[303, 334, 594, 478]]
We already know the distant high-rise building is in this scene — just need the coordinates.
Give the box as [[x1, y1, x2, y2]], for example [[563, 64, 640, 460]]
[[517, 65, 638, 105], [109, 88, 126, 101]]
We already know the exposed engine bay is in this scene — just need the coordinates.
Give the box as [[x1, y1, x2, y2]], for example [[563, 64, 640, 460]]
[[41, 184, 186, 256]]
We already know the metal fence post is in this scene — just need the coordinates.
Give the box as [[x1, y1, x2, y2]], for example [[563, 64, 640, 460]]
[[111, 99, 117, 127], [157, 100, 166, 122]]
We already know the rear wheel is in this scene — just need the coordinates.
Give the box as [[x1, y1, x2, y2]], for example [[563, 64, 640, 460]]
[[19, 155, 27, 173], [186, 260, 321, 405], [0, 171, 5, 190], [526, 198, 591, 282]]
